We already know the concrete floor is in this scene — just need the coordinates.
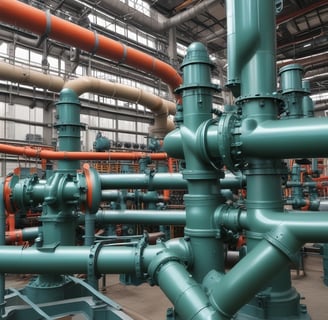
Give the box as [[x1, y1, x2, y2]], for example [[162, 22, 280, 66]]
[[3, 250, 328, 319]]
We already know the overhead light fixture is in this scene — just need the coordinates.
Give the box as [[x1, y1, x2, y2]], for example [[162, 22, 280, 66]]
[[303, 43, 311, 48]]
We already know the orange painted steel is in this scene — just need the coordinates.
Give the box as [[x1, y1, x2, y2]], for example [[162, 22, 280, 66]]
[[0, 143, 167, 161], [0, 0, 182, 100], [5, 230, 23, 244]]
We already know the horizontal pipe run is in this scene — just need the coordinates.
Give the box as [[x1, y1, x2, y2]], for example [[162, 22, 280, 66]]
[[92, 209, 186, 225], [0, 61, 64, 92], [0, 0, 182, 98], [99, 172, 244, 190], [241, 118, 328, 159], [219, 207, 328, 243], [100, 173, 186, 190], [0, 238, 191, 275], [64, 77, 176, 116], [0, 144, 167, 160], [0, 245, 135, 274], [5, 227, 39, 244]]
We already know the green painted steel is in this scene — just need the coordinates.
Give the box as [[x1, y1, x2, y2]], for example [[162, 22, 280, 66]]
[[55, 88, 83, 171], [0, 180, 5, 315], [172, 42, 225, 283], [241, 117, 328, 159], [302, 80, 314, 117], [93, 209, 186, 225], [100, 171, 245, 190], [279, 64, 310, 119], [148, 250, 221, 320], [100, 172, 187, 189], [0, 238, 191, 275], [226, 0, 276, 98]]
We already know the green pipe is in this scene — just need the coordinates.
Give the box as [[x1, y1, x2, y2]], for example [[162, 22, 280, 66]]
[[173, 42, 225, 283], [55, 88, 83, 171], [226, 0, 276, 98], [100, 172, 245, 190], [279, 64, 305, 119], [91, 209, 186, 225], [302, 80, 314, 117], [241, 117, 328, 158], [148, 250, 221, 320], [0, 237, 191, 275], [205, 228, 301, 318], [99, 173, 187, 190], [0, 180, 5, 315], [21, 227, 40, 241], [231, 209, 328, 243], [84, 212, 96, 246]]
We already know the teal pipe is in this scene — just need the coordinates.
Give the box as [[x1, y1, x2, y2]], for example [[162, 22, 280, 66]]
[[21, 227, 40, 241], [148, 250, 221, 320], [100, 172, 245, 190], [91, 209, 186, 225], [205, 228, 301, 318], [223, 208, 328, 243], [279, 64, 305, 119], [302, 80, 314, 117], [173, 42, 225, 284], [241, 117, 328, 158], [226, 0, 276, 98], [205, 117, 328, 165], [0, 238, 191, 274], [0, 180, 5, 315], [55, 88, 83, 171], [99, 172, 187, 190]]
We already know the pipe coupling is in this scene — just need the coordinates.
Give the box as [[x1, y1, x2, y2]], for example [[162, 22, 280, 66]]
[[147, 249, 182, 286], [264, 224, 301, 262]]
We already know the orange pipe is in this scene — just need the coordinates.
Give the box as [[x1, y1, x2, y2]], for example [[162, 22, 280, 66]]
[[0, 0, 182, 100], [5, 230, 23, 244], [0, 143, 167, 161]]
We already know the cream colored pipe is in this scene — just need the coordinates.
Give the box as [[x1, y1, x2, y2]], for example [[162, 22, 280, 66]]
[[64, 77, 176, 136], [0, 61, 176, 135], [0, 60, 64, 92]]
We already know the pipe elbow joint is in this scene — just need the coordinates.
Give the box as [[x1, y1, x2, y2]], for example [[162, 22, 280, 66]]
[[148, 249, 220, 320], [147, 249, 183, 286]]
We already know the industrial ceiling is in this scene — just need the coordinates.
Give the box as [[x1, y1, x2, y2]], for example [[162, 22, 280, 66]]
[[1, 0, 328, 104], [145, 0, 328, 97]]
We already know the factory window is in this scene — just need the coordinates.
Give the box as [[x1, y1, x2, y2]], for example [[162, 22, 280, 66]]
[[116, 24, 125, 36], [138, 33, 147, 46], [15, 46, 29, 65], [137, 122, 149, 133], [128, 29, 137, 42], [118, 119, 136, 131], [47, 56, 59, 75], [123, 0, 150, 17], [30, 51, 42, 64], [0, 42, 7, 56], [177, 43, 187, 57]]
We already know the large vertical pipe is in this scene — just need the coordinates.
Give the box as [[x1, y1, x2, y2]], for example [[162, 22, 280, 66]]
[[55, 89, 82, 171], [167, 42, 225, 285], [225, 0, 310, 318], [0, 180, 5, 315]]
